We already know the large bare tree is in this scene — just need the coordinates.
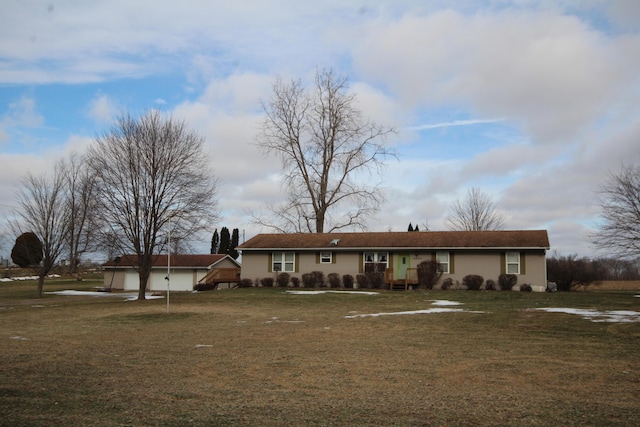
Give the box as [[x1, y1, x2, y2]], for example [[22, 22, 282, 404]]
[[446, 187, 506, 231], [57, 153, 98, 275], [88, 111, 219, 300], [593, 164, 640, 258], [256, 69, 395, 233], [13, 170, 69, 297]]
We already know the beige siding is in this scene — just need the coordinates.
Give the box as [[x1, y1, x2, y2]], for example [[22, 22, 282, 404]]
[[240, 252, 270, 280], [437, 250, 547, 291], [103, 270, 125, 290], [299, 252, 361, 277], [241, 251, 363, 280], [213, 258, 240, 269], [240, 249, 547, 291]]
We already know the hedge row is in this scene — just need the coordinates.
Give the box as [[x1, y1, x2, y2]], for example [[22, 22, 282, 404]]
[[238, 270, 532, 291]]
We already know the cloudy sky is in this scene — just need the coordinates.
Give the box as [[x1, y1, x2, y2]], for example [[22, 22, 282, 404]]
[[1, 0, 639, 260]]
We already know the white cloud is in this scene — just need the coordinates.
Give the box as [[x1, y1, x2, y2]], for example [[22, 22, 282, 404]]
[[407, 118, 506, 131], [87, 94, 118, 123], [1, 2, 638, 257], [352, 8, 640, 143], [1, 96, 44, 129]]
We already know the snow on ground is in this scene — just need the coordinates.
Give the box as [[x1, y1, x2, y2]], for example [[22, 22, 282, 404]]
[[0, 274, 61, 282], [46, 290, 164, 301], [345, 307, 471, 318], [285, 290, 379, 296], [534, 307, 640, 323], [430, 300, 463, 306], [344, 299, 484, 319], [37, 289, 640, 323]]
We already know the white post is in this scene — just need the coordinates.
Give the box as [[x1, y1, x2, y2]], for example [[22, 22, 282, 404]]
[[166, 218, 170, 314]]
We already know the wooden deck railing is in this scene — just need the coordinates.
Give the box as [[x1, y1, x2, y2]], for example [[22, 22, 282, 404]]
[[199, 268, 240, 285], [386, 267, 419, 290]]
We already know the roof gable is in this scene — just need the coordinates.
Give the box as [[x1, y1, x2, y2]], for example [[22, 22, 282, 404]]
[[237, 230, 550, 250]]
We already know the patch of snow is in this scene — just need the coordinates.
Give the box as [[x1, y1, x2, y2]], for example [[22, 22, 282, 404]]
[[195, 344, 213, 348], [10, 336, 30, 340], [286, 290, 379, 296], [46, 290, 164, 301], [430, 300, 462, 306], [1, 274, 60, 282], [534, 307, 640, 323], [345, 308, 485, 319]]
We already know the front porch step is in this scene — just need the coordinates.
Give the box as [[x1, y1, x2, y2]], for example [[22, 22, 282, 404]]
[[389, 280, 408, 291]]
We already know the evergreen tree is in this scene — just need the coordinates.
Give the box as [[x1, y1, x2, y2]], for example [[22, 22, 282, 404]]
[[218, 227, 231, 255], [408, 223, 414, 232], [11, 232, 43, 268], [229, 228, 240, 259], [210, 229, 219, 254], [414, 224, 419, 232]]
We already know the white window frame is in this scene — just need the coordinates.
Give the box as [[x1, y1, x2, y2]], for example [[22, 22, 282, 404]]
[[436, 251, 450, 274], [320, 251, 332, 264], [363, 252, 389, 267], [506, 251, 520, 274], [272, 251, 295, 273]]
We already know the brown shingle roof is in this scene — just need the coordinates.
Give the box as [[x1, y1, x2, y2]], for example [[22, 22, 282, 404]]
[[237, 230, 550, 251], [103, 254, 234, 268]]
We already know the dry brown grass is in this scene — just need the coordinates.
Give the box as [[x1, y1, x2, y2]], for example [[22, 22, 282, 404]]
[[1, 280, 639, 426], [596, 280, 640, 290]]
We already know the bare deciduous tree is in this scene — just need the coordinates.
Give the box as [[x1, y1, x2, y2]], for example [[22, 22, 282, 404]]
[[13, 170, 69, 297], [593, 164, 640, 258], [256, 68, 396, 233], [57, 153, 98, 275], [446, 187, 505, 231], [88, 111, 219, 300]]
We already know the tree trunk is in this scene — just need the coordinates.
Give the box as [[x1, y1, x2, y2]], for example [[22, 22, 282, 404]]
[[36, 274, 45, 298], [138, 271, 149, 300]]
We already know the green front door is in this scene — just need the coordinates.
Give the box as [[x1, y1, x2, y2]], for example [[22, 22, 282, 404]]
[[396, 253, 411, 280]]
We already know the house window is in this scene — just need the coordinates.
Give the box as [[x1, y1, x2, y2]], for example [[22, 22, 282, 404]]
[[506, 251, 520, 274], [364, 252, 388, 273], [320, 251, 332, 263], [364, 252, 388, 264], [436, 251, 450, 274], [273, 252, 295, 272]]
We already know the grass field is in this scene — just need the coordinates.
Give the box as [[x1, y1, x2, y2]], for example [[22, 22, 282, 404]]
[[1, 277, 639, 426]]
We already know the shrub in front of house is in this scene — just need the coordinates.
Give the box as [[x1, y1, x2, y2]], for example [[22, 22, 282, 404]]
[[194, 283, 216, 291], [499, 273, 518, 291], [301, 273, 312, 288], [366, 272, 385, 289], [356, 274, 370, 289], [520, 283, 533, 292], [290, 276, 300, 288], [416, 260, 443, 290], [440, 277, 454, 290], [485, 279, 497, 291], [342, 274, 354, 289], [302, 273, 313, 288], [327, 273, 341, 288], [260, 277, 274, 287], [463, 274, 484, 291], [276, 272, 290, 287], [311, 271, 325, 287], [239, 278, 253, 288]]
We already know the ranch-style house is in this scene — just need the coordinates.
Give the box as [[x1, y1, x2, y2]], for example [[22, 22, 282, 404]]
[[237, 230, 551, 291]]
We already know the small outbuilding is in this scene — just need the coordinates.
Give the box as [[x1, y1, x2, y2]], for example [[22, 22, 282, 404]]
[[103, 254, 241, 292]]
